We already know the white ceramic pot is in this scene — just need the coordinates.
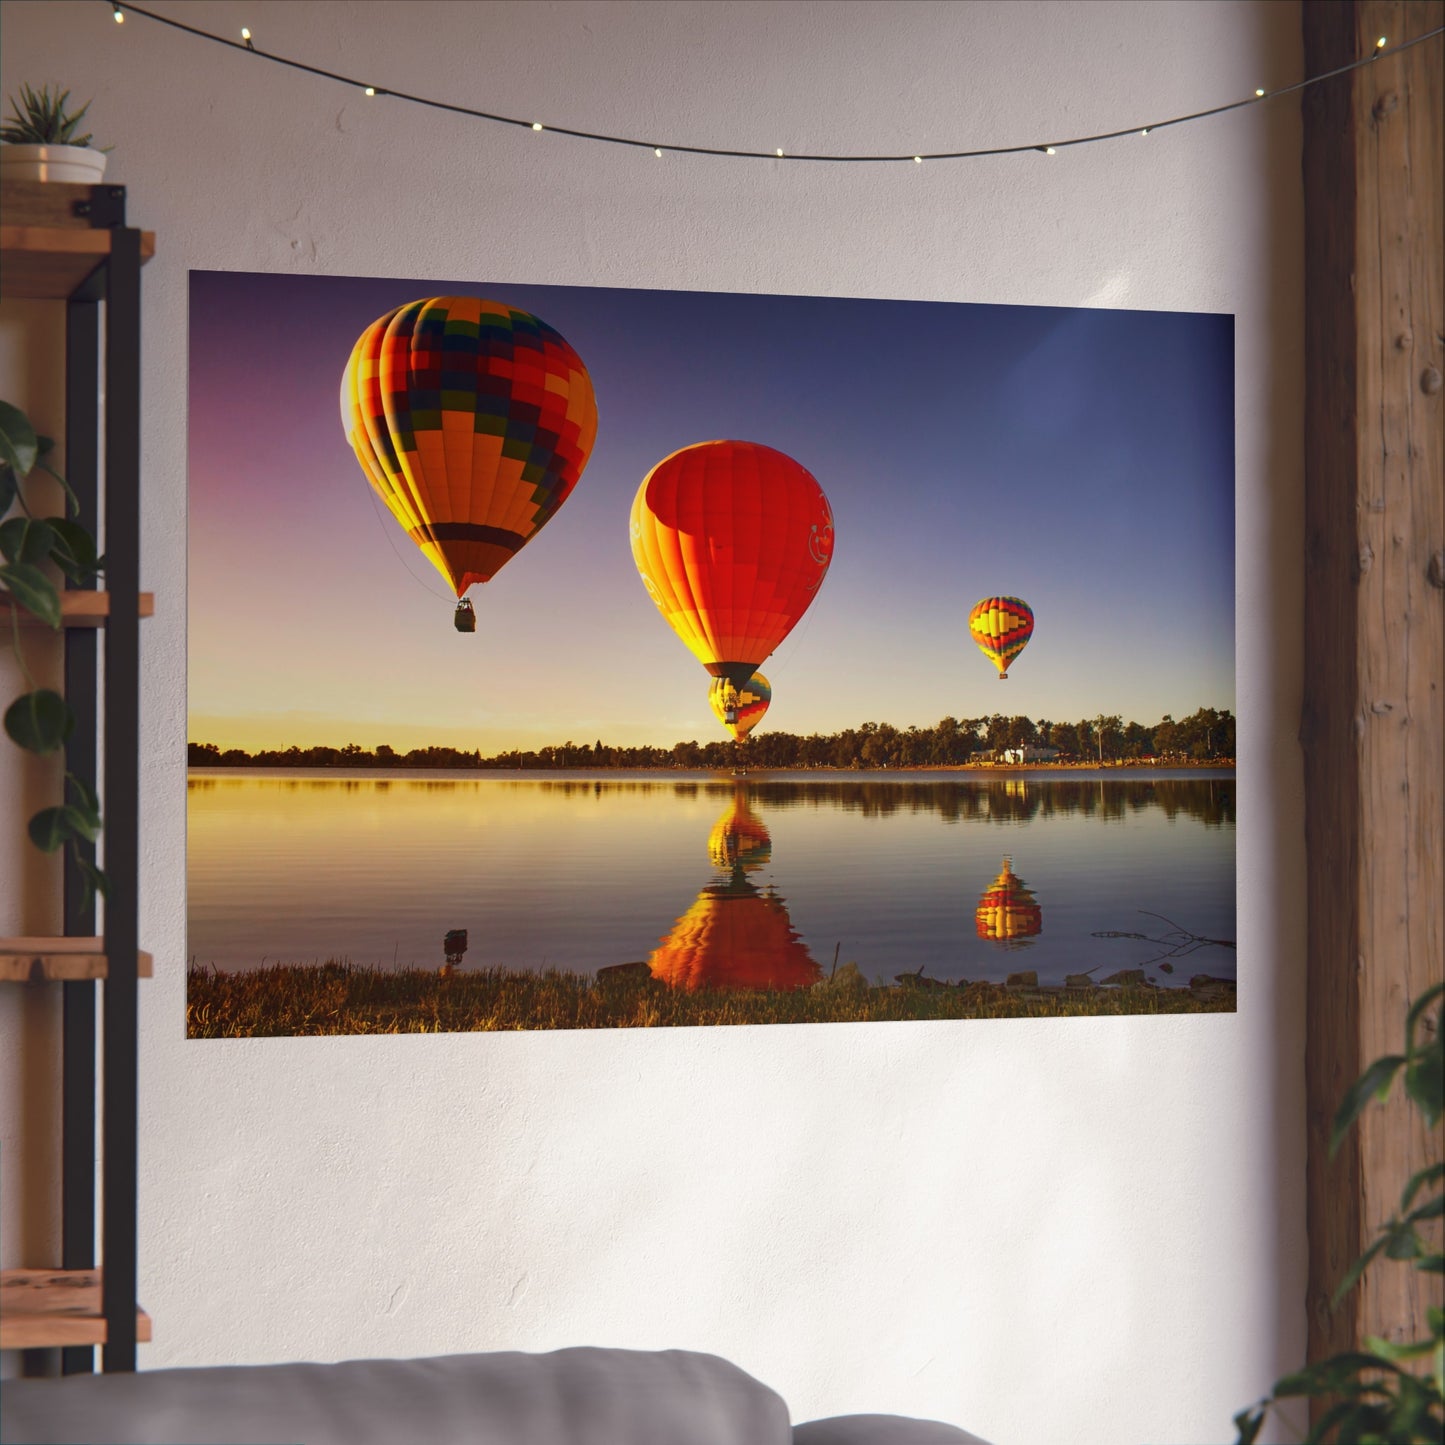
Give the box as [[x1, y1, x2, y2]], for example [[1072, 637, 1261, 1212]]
[[0, 143, 108, 183]]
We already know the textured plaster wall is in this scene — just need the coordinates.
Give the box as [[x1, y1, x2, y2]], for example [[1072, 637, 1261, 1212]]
[[0, 2, 1306, 1439]]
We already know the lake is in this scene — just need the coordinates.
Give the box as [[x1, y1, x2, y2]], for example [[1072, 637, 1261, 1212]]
[[187, 769, 1236, 991]]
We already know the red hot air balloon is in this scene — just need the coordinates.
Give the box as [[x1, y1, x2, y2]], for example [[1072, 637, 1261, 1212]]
[[630, 441, 834, 689]]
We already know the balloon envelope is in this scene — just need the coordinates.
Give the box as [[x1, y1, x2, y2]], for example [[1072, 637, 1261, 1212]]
[[975, 856, 1043, 945], [708, 672, 772, 741], [341, 296, 597, 599], [630, 440, 834, 689], [706, 793, 772, 874], [648, 871, 820, 992], [968, 595, 1034, 679]]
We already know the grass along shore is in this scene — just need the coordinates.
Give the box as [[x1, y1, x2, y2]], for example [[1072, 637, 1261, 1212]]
[[187, 960, 1236, 1036]]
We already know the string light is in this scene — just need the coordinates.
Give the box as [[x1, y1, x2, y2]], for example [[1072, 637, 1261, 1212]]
[[104, 4, 1444, 167], [112, 4, 123, 21]]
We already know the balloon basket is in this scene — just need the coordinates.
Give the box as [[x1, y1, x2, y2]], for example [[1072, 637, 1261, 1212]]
[[453, 599, 476, 633]]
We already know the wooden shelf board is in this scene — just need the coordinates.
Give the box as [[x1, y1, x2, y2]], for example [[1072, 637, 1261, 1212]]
[[0, 1270, 151, 1350], [0, 938, 155, 983], [0, 224, 156, 301], [0, 590, 156, 627]]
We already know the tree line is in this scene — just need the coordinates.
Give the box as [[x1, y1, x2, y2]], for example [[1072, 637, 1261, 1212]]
[[189, 706, 1234, 772]]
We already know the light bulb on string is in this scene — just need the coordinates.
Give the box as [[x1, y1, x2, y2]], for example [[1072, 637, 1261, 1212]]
[[1140, 127, 1150, 136], [112, 5, 124, 22], [775, 148, 784, 158], [241, 26, 254, 50], [1255, 87, 1265, 97], [1045, 146, 1057, 155], [913, 155, 922, 163], [532, 122, 543, 131], [363, 86, 375, 97], [654, 147, 663, 157], [1376, 36, 1387, 48]]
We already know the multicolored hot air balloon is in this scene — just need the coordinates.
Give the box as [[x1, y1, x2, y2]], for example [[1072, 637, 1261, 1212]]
[[341, 296, 598, 631], [968, 595, 1034, 679], [706, 793, 772, 874], [708, 672, 772, 742], [630, 441, 834, 688], [975, 856, 1043, 945], [648, 870, 821, 992]]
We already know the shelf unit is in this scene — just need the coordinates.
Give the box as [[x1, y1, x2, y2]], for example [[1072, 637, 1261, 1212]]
[[0, 180, 153, 1372]]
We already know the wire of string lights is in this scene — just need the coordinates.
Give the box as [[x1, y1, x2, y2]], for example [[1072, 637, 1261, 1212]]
[[107, 2, 1442, 165]]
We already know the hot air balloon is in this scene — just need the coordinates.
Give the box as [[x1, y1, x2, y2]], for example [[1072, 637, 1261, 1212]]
[[648, 869, 821, 992], [968, 596, 1034, 679], [630, 441, 833, 688], [708, 672, 771, 742], [974, 856, 1043, 945], [706, 793, 772, 874], [341, 296, 598, 631]]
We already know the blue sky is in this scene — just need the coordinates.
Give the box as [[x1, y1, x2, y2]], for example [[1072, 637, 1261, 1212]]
[[188, 270, 1233, 752]]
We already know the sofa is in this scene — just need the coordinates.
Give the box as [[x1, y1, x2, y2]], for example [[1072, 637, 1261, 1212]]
[[0, 1346, 993, 1444]]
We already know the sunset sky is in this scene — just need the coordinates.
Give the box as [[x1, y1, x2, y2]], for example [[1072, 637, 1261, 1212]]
[[188, 271, 1234, 755]]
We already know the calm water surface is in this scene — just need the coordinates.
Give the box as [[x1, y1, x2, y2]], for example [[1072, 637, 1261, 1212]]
[[187, 769, 1236, 989]]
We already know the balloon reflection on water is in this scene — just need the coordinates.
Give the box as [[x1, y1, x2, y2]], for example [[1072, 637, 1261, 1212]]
[[648, 792, 820, 993], [975, 856, 1043, 947]]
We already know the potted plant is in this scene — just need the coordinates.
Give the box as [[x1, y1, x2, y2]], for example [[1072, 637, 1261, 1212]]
[[0, 83, 108, 183]]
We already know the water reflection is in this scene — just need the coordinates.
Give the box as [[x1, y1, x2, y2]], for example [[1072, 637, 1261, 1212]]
[[974, 857, 1043, 948], [649, 792, 819, 992]]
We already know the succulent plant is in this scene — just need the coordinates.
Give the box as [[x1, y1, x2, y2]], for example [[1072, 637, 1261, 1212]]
[[1, 83, 98, 148]]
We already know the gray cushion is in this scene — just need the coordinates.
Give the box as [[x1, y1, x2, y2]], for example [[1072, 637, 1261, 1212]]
[[794, 1414, 993, 1445], [0, 1347, 792, 1445]]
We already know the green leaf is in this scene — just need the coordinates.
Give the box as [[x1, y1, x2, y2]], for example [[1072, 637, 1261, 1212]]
[[0, 560, 61, 627], [1402, 1163, 1445, 1212], [73, 853, 108, 907], [1331, 1054, 1407, 1157], [46, 518, 101, 584], [0, 464, 16, 517], [1405, 1044, 1444, 1126], [0, 515, 56, 564], [1384, 1225, 1422, 1261], [65, 772, 102, 828], [1406, 981, 1445, 1047], [1232, 1405, 1265, 1444], [27, 805, 73, 852], [3, 688, 73, 754], [1364, 1333, 1438, 1363], [0, 398, 39, 478], [1334, 1233, 1392, 1305]]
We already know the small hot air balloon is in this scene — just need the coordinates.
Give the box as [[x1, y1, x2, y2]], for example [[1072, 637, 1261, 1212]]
[[630, 441, 834, 688], [968, 595, 1034, 679], [341, 296, 598, 632], [975, 856, 1043, 945], [708, 672, 772, 742]]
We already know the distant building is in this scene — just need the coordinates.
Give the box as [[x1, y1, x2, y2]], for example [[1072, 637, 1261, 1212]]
[[1002, 745, 1060, 764]]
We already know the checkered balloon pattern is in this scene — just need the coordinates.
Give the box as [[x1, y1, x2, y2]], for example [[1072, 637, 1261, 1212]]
[[341, 296, 597, 598]]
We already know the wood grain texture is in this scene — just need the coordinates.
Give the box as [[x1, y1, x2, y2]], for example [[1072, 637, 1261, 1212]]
[[0, 939, 154, 983], [0, 225, 156, 300], [1302, 0, 1444, 1373], [0, 591, 156, 627], [0, 1270, 151, 1349]]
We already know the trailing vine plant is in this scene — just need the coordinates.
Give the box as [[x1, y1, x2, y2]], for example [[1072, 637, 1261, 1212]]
[[1235, 980, 1444, 1444], [0, 397, 107, 904]]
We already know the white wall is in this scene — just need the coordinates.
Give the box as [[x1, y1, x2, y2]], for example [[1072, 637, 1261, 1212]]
[[0, 2, 1306, 1439]]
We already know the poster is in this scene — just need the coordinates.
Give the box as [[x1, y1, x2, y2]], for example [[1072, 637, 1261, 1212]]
[[187, 271, 1235, 1036]]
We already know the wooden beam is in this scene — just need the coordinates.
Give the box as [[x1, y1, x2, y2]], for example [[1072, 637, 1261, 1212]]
[[1302, 0, 1444, 1376]]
